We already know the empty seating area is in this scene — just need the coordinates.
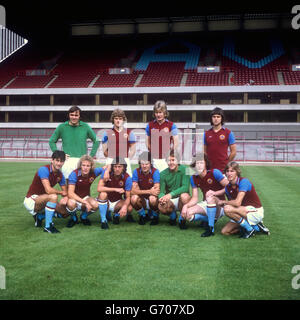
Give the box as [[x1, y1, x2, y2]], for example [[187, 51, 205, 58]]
[[93, 73, 139, 87], [186, 71, 229, 86], [137, 62, 185, 87], [1, 34, 300, 88]]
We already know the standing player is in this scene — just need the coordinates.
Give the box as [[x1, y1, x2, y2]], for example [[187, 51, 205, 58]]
[[145, 100, 179, 172], [66, 155, 106, 228], [204, 107, 236, 172], [181, 153, 228, 237], [49, 105, 100, 180], [101, 108, 136, 176], [23, 150, 68, 234], [219, 161, 270, 239], [97, 157, 134, 225], [158, 150, 190, 226], [131, 151, 160, 225]]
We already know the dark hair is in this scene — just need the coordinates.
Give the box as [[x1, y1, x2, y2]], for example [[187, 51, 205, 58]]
[[138, 151, 153, 165], [51, 150, 66, 162], [190, 153, 210, 170], [165, 149, 181, 162], [110, 157, 127, 175], [210, 107, 225, 125], [68, 105, 81, 115]]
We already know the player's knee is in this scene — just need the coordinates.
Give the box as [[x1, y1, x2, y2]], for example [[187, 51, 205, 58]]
[[130, 195, 139, 204], [48, 193, 58, 203], [67, 198, 76, 210], [180, 193, 190, 204], [98, 192, 107, 201], [149, 195, 158, 206]]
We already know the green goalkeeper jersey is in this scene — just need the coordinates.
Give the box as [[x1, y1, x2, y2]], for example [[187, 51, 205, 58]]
[[158, 164, 190, 199], [49, 121, 100, 158]]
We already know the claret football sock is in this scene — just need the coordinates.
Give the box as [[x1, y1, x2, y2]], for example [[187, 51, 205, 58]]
[[45, 201, 57, 228]]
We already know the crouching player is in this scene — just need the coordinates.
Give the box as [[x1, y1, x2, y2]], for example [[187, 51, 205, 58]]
[[97, 157, 134, 226], [66, 155, 105, 228], [181, 153, 228, 237], [23, 150, 69, 234], [131, 151, 160, 225], [219, 161, 270, 239], [158, 150, 190, 226]]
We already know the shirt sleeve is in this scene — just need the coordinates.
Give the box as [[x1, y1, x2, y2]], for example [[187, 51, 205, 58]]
[[153, 170, 160, 183], [158, 171, 166, 199], [228, 131, 236, 145], [68, 171, 77, 185], [190, 176, 197, 188], [87, 125, 100, 157], [171, 123, 178, 136], [145, 124, 150, 136], [129, 131, 136, 143], [213, 169, 226, 182], [94, 167, 104, 177], [38, 166, 50, 180], [132, 169, 138, 182], [100, 168, 106, 179], [102, 131, 108, 144], [59, 175, 66, 187], [125, 176, 132, 191], [48, 125, 61, 152], [239, 178, 252, 192]]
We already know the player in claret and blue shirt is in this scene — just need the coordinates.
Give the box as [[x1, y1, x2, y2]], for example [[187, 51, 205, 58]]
[[219, 161, 270, 239], [204, 107, 236, 172], [97, 157, 134, 226], [131, 151, 160, 225], [23, 150, 68, 234], [180, 153, 229, 237], [66, 155, 105, 229]]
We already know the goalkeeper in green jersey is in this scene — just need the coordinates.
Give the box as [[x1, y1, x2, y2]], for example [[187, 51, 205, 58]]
[[158, 150, 191, 226], [49, 106, 100, 180]]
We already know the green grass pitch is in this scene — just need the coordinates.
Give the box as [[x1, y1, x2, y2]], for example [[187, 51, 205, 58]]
[[0, 161, 299, 300]]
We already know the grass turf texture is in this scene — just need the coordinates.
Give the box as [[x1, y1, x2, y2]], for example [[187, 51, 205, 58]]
[[0, 162, 299, 300]]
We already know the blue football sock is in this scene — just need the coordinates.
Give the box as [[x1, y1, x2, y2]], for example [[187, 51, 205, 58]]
[[238, 218, 253, 232], [207, 204, 217, 231], [138, 208, 146, 217], [169, 211, 177, 221], [36, 213, 45, 221], [253, 224, 260, 232], [194, 214, 208, 222], [148, 210, 154, 218], [45, 201, 57, 228], [151, 211, 159, 218], [81, 211, 89, 220], [114, 213, 120, 218], [98, 200, 108, 223], [179, 215, 184, 223]]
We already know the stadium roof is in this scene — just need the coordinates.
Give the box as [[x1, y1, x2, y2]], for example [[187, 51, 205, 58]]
[[0, 1, 296, 42]]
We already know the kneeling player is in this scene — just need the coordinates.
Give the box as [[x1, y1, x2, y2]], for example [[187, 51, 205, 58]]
[[66, 155, 105, 228], [23, 150, 68, 234], [131, 151, 160, 225], [158, 150, 190, 225], [97, 157, 134, 225], [219, 161, 270, 239], [181, 153, 228, 236]]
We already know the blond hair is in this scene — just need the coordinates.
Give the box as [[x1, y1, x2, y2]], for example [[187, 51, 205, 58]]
[[153, 100, 169, 118], [77, 155, 95, 171]]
